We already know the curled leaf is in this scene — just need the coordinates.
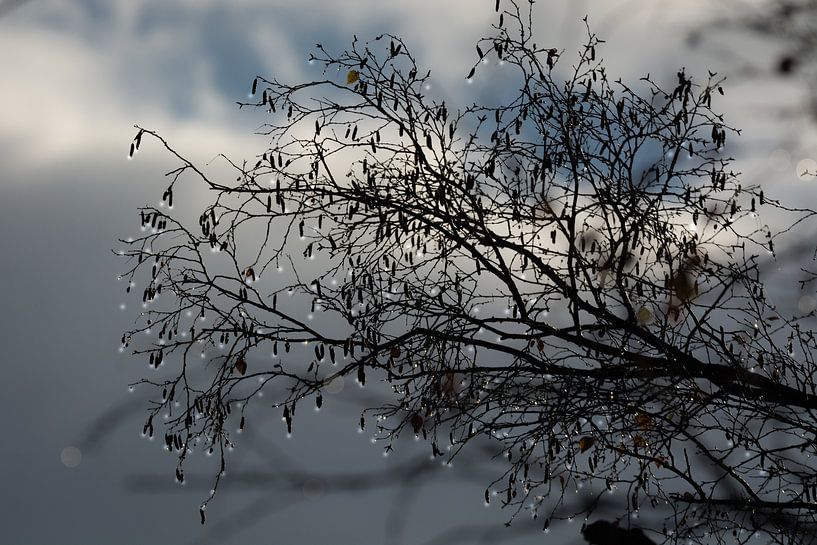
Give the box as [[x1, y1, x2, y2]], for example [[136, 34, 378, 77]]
[[234, 356, 248, 376], [672, 271, 698, 302], [578, 436, 594, 453], [410, 412, 424, 434], [635, 412, 652, 430], [654, 455, 667, 468], [347, 70, 360, 85]]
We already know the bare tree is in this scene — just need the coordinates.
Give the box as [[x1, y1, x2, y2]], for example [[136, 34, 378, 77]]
[[118, 1, 817, 543]]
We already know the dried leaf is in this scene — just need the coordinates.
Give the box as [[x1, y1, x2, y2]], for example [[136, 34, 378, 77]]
[[672, 271, 698, 302], [636, 306, 654, 326], [578, 436, 594, 453], [234, 357, 247, 376], [635, 412, 652, 430], [347, 70, 360, 85], [533, 199, 555, 221], [411, 412, 424, 434], [654, 455, 666, 468]]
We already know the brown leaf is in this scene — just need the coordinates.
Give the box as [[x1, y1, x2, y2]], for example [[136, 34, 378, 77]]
[[636, 306, 654, 326], [654, 455, 666, 468], [441, 371, 457, 398], [347, 70, 360, 85], [533, 199, 555, 221], [410, 413, 424, 434], [635, 412, 652, 430], [390, 346, 401, 359], [234, 357, 247, 375], [578, 436, 594, 453], [672, 271, 698, 302]]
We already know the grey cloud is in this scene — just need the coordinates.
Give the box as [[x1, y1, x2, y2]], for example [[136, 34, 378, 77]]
[[1, 1, 815, 544]]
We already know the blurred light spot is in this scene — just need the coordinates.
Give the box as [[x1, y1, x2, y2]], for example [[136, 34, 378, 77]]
[[796, 158, 817, 181], [61, 446, 82, 468], [324, 375, 344, 394], [798, 294, 816, 313]]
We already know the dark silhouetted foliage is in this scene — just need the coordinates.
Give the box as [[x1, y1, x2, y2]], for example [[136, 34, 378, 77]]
[[119, 1, 817, 543]]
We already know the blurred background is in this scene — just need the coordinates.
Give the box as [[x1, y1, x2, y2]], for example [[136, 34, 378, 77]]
[[1, 1, 816, 543]]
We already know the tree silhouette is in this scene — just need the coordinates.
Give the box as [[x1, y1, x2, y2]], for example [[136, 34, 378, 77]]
[[118, 1, 817, 543], [583, 519, 657, 545]]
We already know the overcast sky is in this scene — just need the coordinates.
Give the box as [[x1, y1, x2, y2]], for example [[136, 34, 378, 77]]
[[1, 1, 816, 544]]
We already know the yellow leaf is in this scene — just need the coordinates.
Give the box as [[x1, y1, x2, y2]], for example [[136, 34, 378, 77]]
[[636, 306, 654, 326], [578, 436, 594, 453], [347, 70, 360, 85]]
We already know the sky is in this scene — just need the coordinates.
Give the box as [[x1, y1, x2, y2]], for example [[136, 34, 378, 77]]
[[1, 1, 816, 544]]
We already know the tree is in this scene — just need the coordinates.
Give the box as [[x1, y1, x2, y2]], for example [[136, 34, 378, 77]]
[[583, 519, 657, 545], [118, 1, 817, 543]]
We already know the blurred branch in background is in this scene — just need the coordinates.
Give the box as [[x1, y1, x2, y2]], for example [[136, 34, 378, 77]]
[[687, 0, 817, 302], [81, 388, 619, 545], [691, 0, 817, 124]]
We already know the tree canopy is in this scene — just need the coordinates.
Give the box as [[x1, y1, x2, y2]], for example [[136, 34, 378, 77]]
[[119, 2, 817, 543]]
